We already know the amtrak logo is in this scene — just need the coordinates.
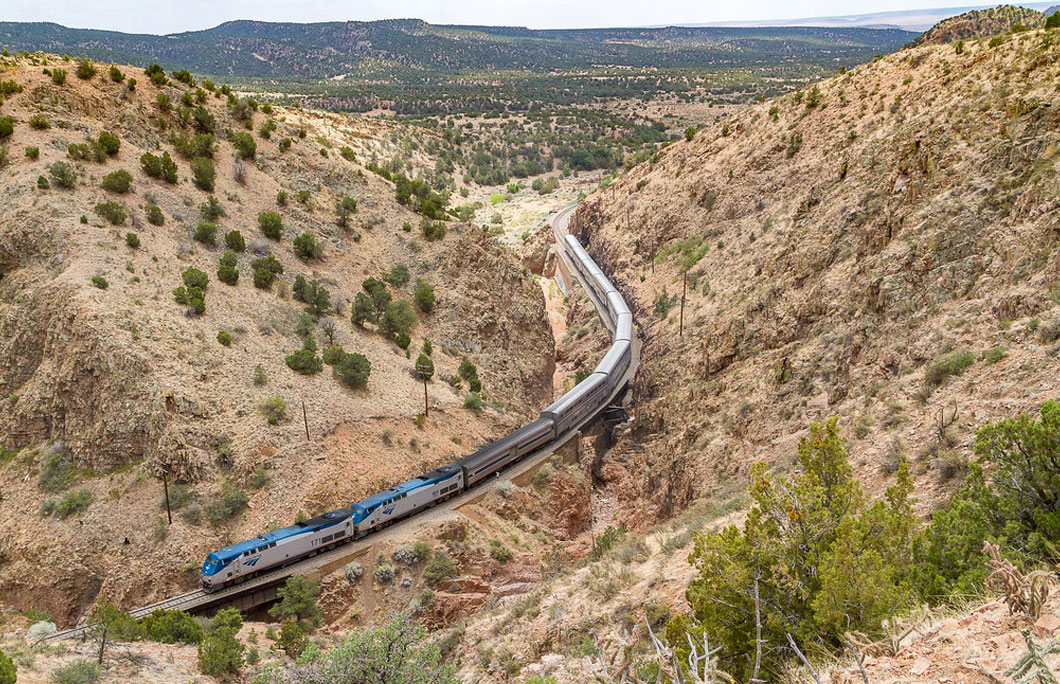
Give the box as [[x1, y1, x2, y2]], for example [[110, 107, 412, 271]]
[[382, 505, 396, 516], [244, 556, 261, 567]]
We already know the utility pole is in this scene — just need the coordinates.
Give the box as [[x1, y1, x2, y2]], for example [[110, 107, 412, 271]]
[[415, 357, 434, 417], [302, 400, 310, 442], [161, 467, 172, 525], [680, 270, 687, 338]]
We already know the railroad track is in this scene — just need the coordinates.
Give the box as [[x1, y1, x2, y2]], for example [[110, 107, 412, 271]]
[[44, 204, 636, 642]]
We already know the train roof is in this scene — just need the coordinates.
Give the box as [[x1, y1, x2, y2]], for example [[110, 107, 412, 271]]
[[457, 417, 553, 472], [207, 509, 350, 562]]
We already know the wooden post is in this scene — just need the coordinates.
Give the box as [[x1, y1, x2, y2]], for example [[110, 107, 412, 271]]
[[302, 400, 310, 442], [680, 270, 687, 337], [423, 376, 429, 417], [162, 469, 172, 525]]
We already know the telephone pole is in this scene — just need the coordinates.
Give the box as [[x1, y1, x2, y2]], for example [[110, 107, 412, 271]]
[[161, 467, 172, 525], [680, 270, 687, 337]]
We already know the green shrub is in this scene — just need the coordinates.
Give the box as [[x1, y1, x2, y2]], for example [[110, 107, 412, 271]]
[[108, 65, 124, 82], [269, 576, 322, 627], [262, 395, 286, 424], [259, 118, 277, 140], [0, 649, 14, 684], [190, 156, 215, 191], [230, 131, 256, 159], [217, 330, 232, 346], [385, 264, 410, 286], [914, 401, 1060, 600], [25, 145, 39, 160], [204, 484, 248, 524], [146, 205, 164, 225], [97, 131, 120, 156], [251, 255, 283, 275], [293, 232, 322, 260], [37, 175, 49, 189], [101, 169, 131, 193], [322, 345, 345, 366], [182, 267, 209, 290], [217, 254, 239, 285], [46, 489, 94, 518], [0, 116, 11, 139], [197, 608, 243, 677], [276, 190, 288, 206], [171, 69, 195, 86], [259, 211, 282, 240], [173, 133, 214, 159], [144, 64, 167, 86], [414, 280, 435, 313], [379, 300, 418, 340], [923, 349, 975, 393], [253, 364, 268, 386], [277, 620, 307, 658], [421, 219, 447, 241], [91, 275, 109, 289], [351, 292, 375, 327], [75, 58, 96, 79], [253, 268, 273, 289], [224, 230, 245, 252], [51, 68, 67, 85], [665, 418, 917, 681], [29, 113, 50, 130], [191, 106, 214, 134], [286, 341, 323, 375], [985, 347, 1008, 364], [173, 285, 205, 314], [489, 539, 514, 563], [125, 232, 140, 249], [199, 195, 223, 221], [67, 142, 104, 162], [140, 610, 203, 644], [140, 151, 178, 183], [194, 221, 218, 247], [335, 196, 357, 227], [39, 450, 75, 492], [423, 550, 457, 586], [48, 659, 100, 684], [333, 352, 371, 388], [463, 393, 483, 411], [49, 161, 76, 188], [95, 202, 126, 225]]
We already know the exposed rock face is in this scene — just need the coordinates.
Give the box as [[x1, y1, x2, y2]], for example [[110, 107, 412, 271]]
[[915, 6, 1045, 45]]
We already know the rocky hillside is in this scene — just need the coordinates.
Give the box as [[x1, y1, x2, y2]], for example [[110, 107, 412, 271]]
[[436, 25, 1060, 683], [0, 53, 553, 620], [915, 4, 1045, 45]]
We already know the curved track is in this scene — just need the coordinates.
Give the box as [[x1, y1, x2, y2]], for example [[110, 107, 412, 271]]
[[44, 205, 636, 642]]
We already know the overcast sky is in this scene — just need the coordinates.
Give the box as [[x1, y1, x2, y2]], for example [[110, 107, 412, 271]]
[[3, 0, 1022, 34]]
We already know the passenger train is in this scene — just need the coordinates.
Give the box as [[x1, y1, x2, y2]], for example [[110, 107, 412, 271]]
[[200, 227, 633, 591]]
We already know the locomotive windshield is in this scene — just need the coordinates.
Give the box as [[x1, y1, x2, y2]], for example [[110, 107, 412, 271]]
[[201, 556, 220, 576]]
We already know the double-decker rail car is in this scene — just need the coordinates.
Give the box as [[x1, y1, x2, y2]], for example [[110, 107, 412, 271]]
[[459, 417, 554, 486], [201, 224, 634, 592]]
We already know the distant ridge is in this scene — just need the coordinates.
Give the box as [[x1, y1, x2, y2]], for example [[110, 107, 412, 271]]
[[679, 2, 1057, 31], [0, 19, 916, 79]]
